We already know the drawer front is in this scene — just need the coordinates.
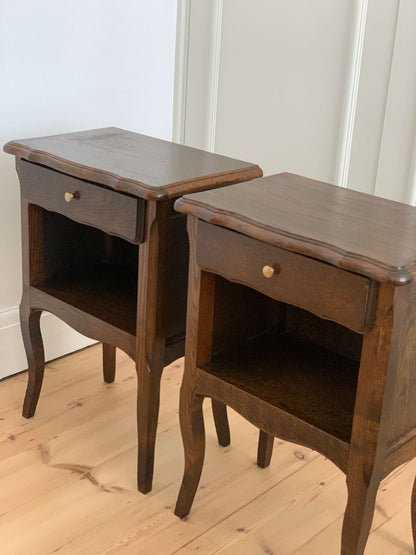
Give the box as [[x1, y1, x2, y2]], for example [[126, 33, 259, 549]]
[[18, 159, 145, 243], [197, 221, 376, 333]]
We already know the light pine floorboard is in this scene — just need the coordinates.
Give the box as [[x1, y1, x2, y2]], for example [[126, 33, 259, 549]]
[[0, 344, 414, 554]]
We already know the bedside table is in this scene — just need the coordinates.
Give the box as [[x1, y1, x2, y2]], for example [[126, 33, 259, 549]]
[[174, 173, 416, 554], [3, 127, 262, 493]]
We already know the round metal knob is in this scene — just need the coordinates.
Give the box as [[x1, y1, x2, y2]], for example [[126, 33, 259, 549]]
[[64, 192, 75, 202], [64, 191, 80, 202], [262, 265, 275, 278]]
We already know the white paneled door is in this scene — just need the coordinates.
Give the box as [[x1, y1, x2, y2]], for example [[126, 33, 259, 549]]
[[175, 0, 416, 203]]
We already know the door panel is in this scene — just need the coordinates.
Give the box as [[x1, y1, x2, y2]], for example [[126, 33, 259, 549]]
[[178, 0, 416, 204]]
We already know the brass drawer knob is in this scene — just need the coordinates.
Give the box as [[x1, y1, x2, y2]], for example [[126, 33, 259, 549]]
[[64, 191, 80, 202], [262, 265, 276, 278]]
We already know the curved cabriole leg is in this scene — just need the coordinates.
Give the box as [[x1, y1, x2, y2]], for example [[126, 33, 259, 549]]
[[257, 430, 274, 468], [411, 475, 416, 549], [175, 379, 206, 519], [102, 343, 116, 383], [211, 399, 230, 447], [341, 462, 381, 555], [20, 303, 45, 418]]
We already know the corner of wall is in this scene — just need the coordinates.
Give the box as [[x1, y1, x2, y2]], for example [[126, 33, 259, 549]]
[[0, 306, 96, 380]]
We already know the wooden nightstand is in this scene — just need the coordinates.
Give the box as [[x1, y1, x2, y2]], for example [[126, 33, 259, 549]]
[[3, 127, 262, 493], [174, 173, 416, 554]]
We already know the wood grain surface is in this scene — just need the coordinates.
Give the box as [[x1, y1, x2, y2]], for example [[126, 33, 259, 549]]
[[4, 127, 262, 200], [175, 189, 416, 552], [197, 220, 376, 333], [175, 173, 416, 284], [17, 159, 145, 243], [0, 344, 414, 554], [9, 129, 258, 496]]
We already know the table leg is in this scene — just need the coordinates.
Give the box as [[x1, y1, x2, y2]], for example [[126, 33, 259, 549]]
[[341, 458, 381, 555], [257, 430, 274, 468], [340, 282, 396, 554], [136, 358, 165, 493], [211, 399, 230, 446], [21, 301, 45, 418], [411, 475, 416, 549], [175, 217, 216, 517], [136, 200, 171, 494], [175, 375, 205, 519], [20, 201, 45, 418], [102, 343, 116, 383]]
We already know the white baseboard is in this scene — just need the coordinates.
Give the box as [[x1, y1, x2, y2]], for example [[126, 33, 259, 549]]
[[0, 306, 96, 380]]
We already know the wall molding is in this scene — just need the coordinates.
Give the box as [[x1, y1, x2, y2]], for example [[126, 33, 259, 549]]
[[406, 129, 416, 205], [173, 0, 223, 151], [172, 0, 191, 143], [373, 0, 401, 197], [0, 306, 95, 380], [205, 0, 223, 152], [0, 305, 19, 329], [335, 0, 368, 188]]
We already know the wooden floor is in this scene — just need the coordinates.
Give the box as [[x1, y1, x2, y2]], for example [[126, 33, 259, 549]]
[[0, 344, 414, 554]]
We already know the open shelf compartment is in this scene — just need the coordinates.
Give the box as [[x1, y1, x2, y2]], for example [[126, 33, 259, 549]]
[[201, 329, 359, 443], [35, 263, 138, 336], [200, 277, 363, 445], [31, 208, 188, 346]]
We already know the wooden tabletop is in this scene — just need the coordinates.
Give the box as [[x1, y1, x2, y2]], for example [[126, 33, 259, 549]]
[[175, 172, 416, 285], [3, 128, 262, 201]]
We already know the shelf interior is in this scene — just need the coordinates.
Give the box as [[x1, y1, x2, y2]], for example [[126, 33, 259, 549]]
[[33, 209, 188, 343], [36, 263, 138, 336], [201, 329, 359, 443]]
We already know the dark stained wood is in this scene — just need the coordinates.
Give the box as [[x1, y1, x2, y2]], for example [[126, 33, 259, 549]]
[[384, 431, 416, 480], [19, 205, 233, 456], [17, 158, 145, 244], [195, 368, 350, 475], [134, 203, 231, 494], [197, 220, 376, 333], [20, 304, 44, 418], [4, 127, 262, 201], [211, 400, 230, 447], [374, 281, 416, 482], [22, 200, 45, 286], [8, 129, 262, 496], [20, 200, 45, 418], [175, 172, 416, 284], [201, 331, 359, 443], [102, 344, 116, 383], [164, 336, 185, 365], [175, 178, 416, 554], [212, 276, 286, 356], [380, 279, 416, 481], [30, 287, 136, 359], [35, 264, 138, 336], [175, 217, 214, 518], [285, 306, 363, 362], [341, 283, 396, 554], [165, 213, 189, 344], [257, 431, 274, 469], [384, 281, 416, 446], [412, 475, 416, 547], [136, 200, 171, 493], [42, 211, 108, 283]]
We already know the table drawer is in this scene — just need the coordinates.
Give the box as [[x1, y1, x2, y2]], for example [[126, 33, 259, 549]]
[[197, 221, 376, 333], [17, 159, 145, 243]]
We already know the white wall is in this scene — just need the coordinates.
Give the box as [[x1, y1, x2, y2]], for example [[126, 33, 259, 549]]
[[178, 0, 416, 203], [0, 0, 178, 379]]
